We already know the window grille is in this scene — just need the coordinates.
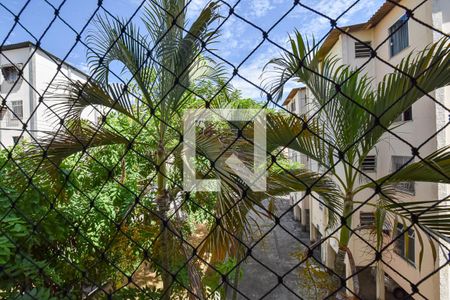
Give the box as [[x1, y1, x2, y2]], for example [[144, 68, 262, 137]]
[[361, 155, 376, 171], [11, 100, 23, 120], [355, 41, 371, 58], [360, 212, 375, 226]]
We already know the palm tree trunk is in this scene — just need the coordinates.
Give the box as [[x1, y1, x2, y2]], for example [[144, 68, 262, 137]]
[[156, 140, 173, 300], [165, 221, 206, 300], [334, 248, 347, 295], [155, 138, 205, 300], [157, 192, 172, 300], [335, 196, 354, 298], [376, 261, 385, 300]]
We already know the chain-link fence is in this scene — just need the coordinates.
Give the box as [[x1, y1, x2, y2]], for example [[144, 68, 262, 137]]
[[0, 0, 449, 299]]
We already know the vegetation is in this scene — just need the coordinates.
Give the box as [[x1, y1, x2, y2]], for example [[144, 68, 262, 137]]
[[0, 1, 336, 299], [0, 0, 449, 299]]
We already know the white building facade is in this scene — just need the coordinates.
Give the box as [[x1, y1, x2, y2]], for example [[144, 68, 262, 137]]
[[284, 0, 449, 299], [0, 42, 91, 147]]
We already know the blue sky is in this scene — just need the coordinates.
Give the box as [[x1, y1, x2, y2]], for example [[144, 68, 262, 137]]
[[0, 0, 384, 99]]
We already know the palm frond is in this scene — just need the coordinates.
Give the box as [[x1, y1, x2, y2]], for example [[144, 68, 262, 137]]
[[360, 146, 450, 188], [384, 198, 450, 240], [23, 121, 129, 173], [48, 81, 139, 127], [265, 112, 334, 169], [266, 34, 450, 171], [148, 1, 222, 119], [363, 37, 450, 153], [265, 31, 376, 166], [87, 15, 154, 105], [263, 168, 342, 227], [192, 129, 342, 261]]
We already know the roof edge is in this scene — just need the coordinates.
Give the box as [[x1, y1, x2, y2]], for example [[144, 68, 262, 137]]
[[317, 0, 399, 60], [1, 41, 89, 78], [282, 87, 305, 106]]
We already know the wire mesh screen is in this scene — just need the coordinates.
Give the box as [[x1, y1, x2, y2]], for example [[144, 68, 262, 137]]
[[0, 0, 449, 299]]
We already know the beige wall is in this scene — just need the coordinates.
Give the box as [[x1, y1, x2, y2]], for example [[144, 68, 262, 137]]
[[288, 0, 449, 298]]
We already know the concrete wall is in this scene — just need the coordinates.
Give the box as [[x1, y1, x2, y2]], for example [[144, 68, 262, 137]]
[[33, 49, 90, 136], [0, 46, 92, 147], [0, 47, 33, 146]]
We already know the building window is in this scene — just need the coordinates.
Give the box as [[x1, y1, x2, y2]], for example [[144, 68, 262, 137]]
[[395, 106, 413, 122], [291, 100, 296, 112], [389, 14, 409, 57], [395, 223, 415, 264], [1, 65, 20, 83], [355, 41, 371, 58], [0, 106, 6, 120], [392, 156, 415, 194], [361, 155, 376, 172], [10, 100, 23, 120], [360, 212, 375, 226], [12, 136, 21, 144], [318, 196, 324, 211]]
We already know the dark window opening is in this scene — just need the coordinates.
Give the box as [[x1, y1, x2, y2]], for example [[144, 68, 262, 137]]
[[1, 65, 20, 83], [395, 106, 413, 122], [389, 14, 409, 57], [0, 106, 6, 120]]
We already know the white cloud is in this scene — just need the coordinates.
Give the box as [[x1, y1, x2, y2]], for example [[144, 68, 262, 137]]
[[289, 0, 382, 37], [187, 0, 210, 17], [227, 0, 382, 100], [244, 0, 285, 18], [76, 62, 90, 74], [228, 43, 282, 100], [250, 0, 275, 18]]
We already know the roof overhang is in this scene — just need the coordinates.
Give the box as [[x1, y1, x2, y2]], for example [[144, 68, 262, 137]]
[[317, 0, 400, 61], [282, 87, 305, 106], [0, 41, 89, 78]]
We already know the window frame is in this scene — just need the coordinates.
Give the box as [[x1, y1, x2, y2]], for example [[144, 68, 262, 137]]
[[389, 14, 409, 57], [360, 212, 375, 227], [395, 223, 416, 265], [391, 155, 415, 195], [10, 100, 23, 120]]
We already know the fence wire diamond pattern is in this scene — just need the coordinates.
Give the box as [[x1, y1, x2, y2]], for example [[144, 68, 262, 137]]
[[0, 0, 449, 299]]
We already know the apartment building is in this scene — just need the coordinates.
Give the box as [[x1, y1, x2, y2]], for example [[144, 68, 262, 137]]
[[284, 0, 449, 299], [0, 42, 92, 147]]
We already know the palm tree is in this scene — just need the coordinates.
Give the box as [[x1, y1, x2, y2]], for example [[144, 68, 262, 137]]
[[21, 2, 341, 299], [266, 32, 450, 298]]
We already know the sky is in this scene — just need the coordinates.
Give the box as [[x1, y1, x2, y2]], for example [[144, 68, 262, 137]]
[[0, 0, 385, 100]]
